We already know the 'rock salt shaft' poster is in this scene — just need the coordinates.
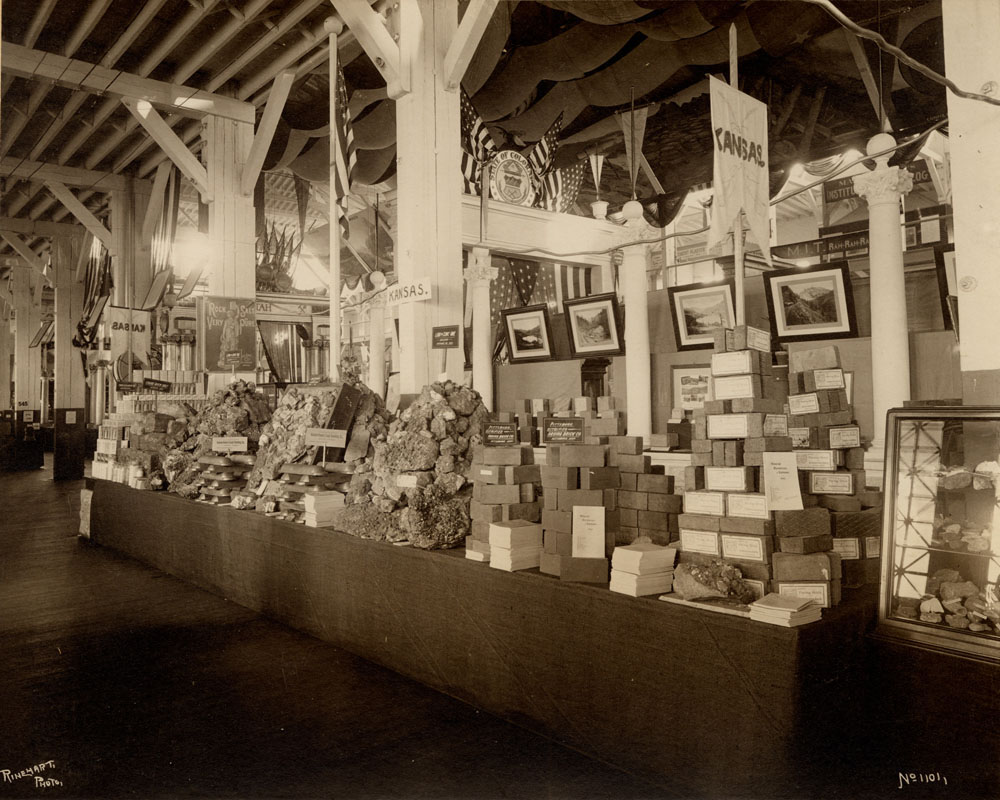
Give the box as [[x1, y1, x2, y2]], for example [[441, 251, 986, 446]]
[[198, 296, 256, 372]]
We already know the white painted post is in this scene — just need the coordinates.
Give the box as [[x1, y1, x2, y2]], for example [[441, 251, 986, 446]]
[[852, 133, 913, 459], [394, 0, 463, 392], [12, 266, 42, 422], [366, 271, 386, 397], [619, 203, 652, 442], [326, 16, 343, 384], [465, 246, 497, 410]]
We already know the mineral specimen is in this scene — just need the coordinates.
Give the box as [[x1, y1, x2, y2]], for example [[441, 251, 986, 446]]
[[672, 561, 757, 605]]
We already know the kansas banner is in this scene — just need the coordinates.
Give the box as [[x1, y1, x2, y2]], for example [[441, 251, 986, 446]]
[[107, 306, 151, 364], [707, 76, 771, 265]]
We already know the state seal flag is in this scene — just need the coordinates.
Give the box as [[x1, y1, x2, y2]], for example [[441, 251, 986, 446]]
[[707, 76, 772, 265]]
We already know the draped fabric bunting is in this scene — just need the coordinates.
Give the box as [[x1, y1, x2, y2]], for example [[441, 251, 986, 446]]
[[333, 64, 357, 238], [74, 242, 112, 347]]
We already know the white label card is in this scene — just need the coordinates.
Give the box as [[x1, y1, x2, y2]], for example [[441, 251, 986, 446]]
[[778, 582, 830, 607], [721, 534, 766, 562], [23, 410, 34, 422], [796, 450, 838, 471], [211, 436, 248, 453], [832, 538, 861, 560], [680, 529, 720, 556], [711, 351, 753, 376], [712, 374, 757, 400], [813, 369, 845, 390], [762, 452, 803, 510], [810, 472, 854, 494], [708, 414, 749, 439], [305, 428, 348, 448], [684, 491, 727, 516], [706, 467, 751, 492], [763, 414, 789, 436], [745, 327, 771, 352], [865, 536, 881, 558], [828, 426, 861, 449], [65, 410, 77, 424], [727, 493, 770, 519], [788, 393, 821, 415], [572, 506, 607, 558]]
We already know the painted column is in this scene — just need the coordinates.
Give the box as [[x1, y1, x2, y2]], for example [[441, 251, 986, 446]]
[[395, 0, 464, 392], [464, 246, 497, 410], [366, 271, 387, 398], [327, 16, 343, 384], [619, 201, 652, 442], [0, 310, 12, 413], [852, 133, 913, 462], [942, 0, 1000, 401], [52, 236, 88, 480], [12, 264, 42, 467]]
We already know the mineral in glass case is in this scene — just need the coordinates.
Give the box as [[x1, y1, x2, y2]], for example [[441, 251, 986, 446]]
[[878, 407, 1000, 662]]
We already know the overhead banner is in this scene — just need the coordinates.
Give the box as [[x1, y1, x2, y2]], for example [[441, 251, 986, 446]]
[[107, 306, 151, 364], [707, 76, 772, 265]]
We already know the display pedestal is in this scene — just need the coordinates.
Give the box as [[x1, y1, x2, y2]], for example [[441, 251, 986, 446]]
[[90, 480, 877, 797]]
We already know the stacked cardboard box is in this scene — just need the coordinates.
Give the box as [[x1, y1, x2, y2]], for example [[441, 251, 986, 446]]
[[610, 543, 677, 596], [539, 441, 617, 583], [678, 326, 786, 601], [489, 519, 543, 571], [612, 435, 682, 546], [92, 422, 127, 481], [466, 444, 540, 562]]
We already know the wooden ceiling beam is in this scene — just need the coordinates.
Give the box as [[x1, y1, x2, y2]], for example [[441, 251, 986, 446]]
[[2, 43, 255, 124], [444, 0, 499, 90], [332, 0, 405, 96], [242, 71, 297, 196], [140, 162, 173, 248], [44, 181, 115, 256], [121, 98, 211, 199], [0, 157, 129, 192], [842, 28, 893, 130], [0, 0, 58, 101], [0, 217, 85, 238], [0, 233, 52, 286]]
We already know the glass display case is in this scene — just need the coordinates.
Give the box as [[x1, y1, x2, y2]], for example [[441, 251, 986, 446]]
[[878, 406, 1000, 662]]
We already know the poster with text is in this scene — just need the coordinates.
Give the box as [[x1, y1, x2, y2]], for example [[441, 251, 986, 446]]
[[199, 296, 257, 372]]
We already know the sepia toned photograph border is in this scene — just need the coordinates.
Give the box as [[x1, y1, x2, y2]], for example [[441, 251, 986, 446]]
[[763, 261, 858, 342], [562, 293, 624, 358], [666, 280, 736, 351], [500, 303, 555, 363]]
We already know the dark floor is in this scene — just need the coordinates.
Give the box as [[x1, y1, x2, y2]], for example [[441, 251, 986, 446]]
[[0, 459, 675, 800]]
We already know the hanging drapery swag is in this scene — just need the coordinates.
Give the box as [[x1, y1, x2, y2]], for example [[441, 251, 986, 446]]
[[74, 240, 112, 348]]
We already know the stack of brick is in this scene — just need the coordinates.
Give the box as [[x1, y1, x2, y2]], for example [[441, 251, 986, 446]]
[[466, 444, 541, 564], [782, 345, 882, 588], [539, 442, 618, 583], [677, 326, 787, 601], [613, 435, 682, 546], [787, 346, 867, 512], [519, 396, 644, 445]]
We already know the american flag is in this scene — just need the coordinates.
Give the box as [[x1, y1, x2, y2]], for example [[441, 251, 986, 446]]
[[527, 112, 562, 177], [557, 263, 593, 304], [489, 258, 540, 361], [333, 64, 357, 238], [461, 87, 495, 195], [540, 163, 586, 214]]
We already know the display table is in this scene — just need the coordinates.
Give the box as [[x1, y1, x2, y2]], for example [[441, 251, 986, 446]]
[[90, 480, 878, 797]]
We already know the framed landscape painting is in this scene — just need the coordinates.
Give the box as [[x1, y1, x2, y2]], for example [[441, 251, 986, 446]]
[[563, 293, 624, 358], [763, 261, 858, 342], [666, 281, 736, 350], [501, 304, 555, 363]]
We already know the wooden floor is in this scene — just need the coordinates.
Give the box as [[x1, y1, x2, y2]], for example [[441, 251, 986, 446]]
[[0, 459, 675, 800]]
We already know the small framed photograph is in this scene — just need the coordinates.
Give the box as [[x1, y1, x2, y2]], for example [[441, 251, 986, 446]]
[[762, 261, 857, 342], [562, 293, 624, 358], [934, 244, 958, 334], [666, 281, 736, 350], [672, 365, 713, 411], [501, 304, 555, 363]]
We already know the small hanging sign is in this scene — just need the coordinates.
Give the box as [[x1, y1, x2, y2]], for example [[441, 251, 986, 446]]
[[142, 377, 172, 393], [431, 326, 460, 349]]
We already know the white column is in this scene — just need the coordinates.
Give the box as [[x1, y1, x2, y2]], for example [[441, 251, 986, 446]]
[[853, 133, 913, 455], [464, 246, 497, 410], [366, 271, 387, 397], [12, 265, 41, 419], [619, 201, 652, 442], [395, 0, 463, 392], [0, 311, 11, 413], [943, 1, 1000, 379], [327, 16, 343, 384]]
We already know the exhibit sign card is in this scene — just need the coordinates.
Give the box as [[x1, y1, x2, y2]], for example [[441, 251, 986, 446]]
[[483, 422, 517, 447], [572, 506, 606, 558], [542, 417, 585, 444], [212, 436, 249, 453], [762, 452, 803, 510], [305, 428, 348, 448]]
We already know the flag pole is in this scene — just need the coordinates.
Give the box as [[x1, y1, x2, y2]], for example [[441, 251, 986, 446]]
[[326, 17, 343, 382], [730, 23, 746, 326]]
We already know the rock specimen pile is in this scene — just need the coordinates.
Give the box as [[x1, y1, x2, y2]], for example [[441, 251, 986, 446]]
[[164, 380, 271, 496], [336, 381, 488, 549]]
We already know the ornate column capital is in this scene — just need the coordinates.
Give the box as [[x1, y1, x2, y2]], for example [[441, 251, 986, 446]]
[[852, 167, 914, 207], [464, 262, 498, 285]]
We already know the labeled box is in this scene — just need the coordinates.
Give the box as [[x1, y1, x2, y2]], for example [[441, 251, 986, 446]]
[[720, 532, 774, 564]]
